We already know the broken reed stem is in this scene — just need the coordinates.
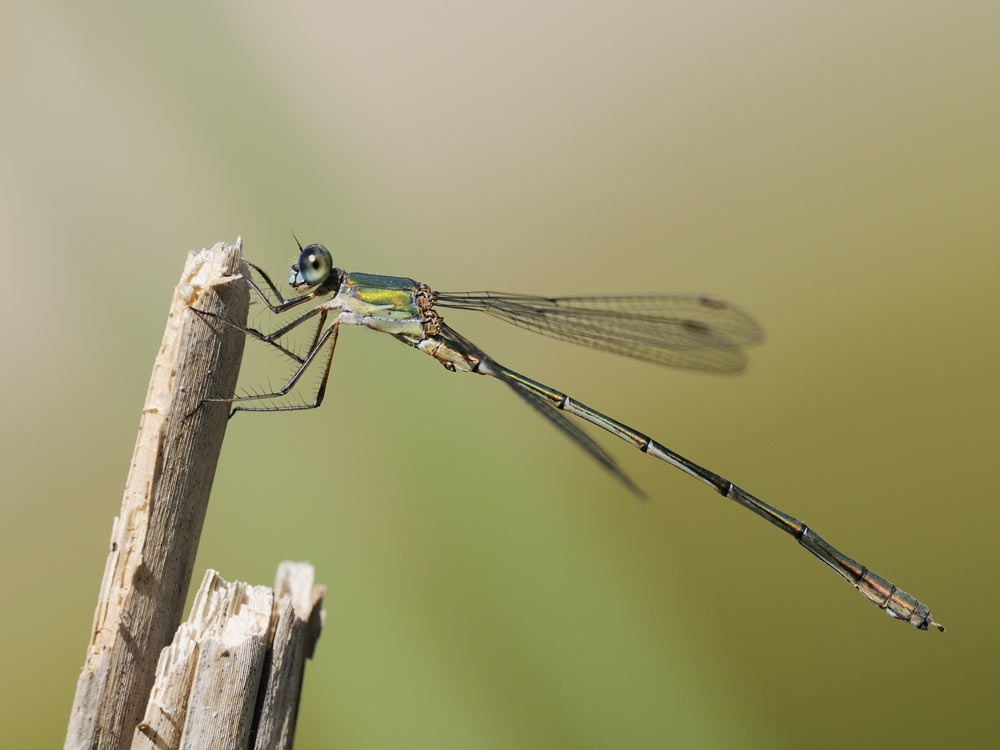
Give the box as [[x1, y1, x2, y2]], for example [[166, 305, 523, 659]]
[[132, 563, 325, 750], [65, 240, 250, 750]]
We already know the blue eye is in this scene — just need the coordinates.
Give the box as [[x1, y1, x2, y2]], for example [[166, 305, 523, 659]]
[[297, 244, 333, 285]]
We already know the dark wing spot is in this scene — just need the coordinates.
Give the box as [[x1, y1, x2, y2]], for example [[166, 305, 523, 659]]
[[681, 319, 712, 335]]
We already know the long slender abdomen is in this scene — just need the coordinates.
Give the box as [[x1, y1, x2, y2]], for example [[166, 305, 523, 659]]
[[483, 360, 943, 631]]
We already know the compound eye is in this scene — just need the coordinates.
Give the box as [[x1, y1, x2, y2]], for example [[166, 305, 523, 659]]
[[297, 244, 333, 285]]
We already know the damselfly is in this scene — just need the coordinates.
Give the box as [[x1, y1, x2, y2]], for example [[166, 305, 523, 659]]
[[193, 242, 943, 632]]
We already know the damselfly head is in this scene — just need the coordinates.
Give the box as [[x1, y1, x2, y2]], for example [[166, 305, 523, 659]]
[[289, 243, 333, 289]]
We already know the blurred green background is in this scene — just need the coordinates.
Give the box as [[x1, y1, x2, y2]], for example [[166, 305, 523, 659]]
[[2, 2, 997, 748]]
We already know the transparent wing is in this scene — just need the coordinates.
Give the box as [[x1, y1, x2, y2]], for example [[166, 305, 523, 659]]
[[434, 292, 763, 373], [437, 322, 644, 496], [505, 378, 645, 498]]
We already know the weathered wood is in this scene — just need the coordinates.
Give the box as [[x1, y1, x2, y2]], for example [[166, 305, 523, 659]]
[[179, 573, 273, 750], [130, 570, 272, 750], [252, 562, 327, 750], [130, 565, 326, 750], [66, 241, 250, 750]]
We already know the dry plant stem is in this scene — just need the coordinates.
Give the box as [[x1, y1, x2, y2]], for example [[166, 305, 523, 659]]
[[65, 241, 250, 750], [131, 565, 326, 750], [131, 569, 272, 750], [252, 562, 327, 750]]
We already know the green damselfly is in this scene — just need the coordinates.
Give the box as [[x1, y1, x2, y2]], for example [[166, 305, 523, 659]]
[[194, 242, 944, 632]]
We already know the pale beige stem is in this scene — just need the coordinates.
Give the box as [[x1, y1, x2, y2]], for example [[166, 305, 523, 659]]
[[129, 564, 326, 750], [65, 240, 250, 750]]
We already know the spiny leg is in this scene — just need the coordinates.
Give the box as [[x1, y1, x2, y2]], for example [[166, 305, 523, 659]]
[[252, 308, 329, 366], [244, 261, 321, 313], [303, 308, 328, 358], [185, 300, 331, 418], [246, 308, 329, 366], [189, 307, 299, 363], [199, 321, 340, 415], [190, 304, 330, 365], [246, 261, 286, 304], [248, 314, 340, 416]]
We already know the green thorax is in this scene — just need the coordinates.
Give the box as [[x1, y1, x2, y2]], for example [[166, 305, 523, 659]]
[[345, 271, 419, 290], [340, 271, 423, 324]]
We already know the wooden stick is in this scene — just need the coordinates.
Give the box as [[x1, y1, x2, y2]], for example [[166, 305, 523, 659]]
[[65, 241, 250, 750], [252, 562, 327, 750], [130, 565, 326, 750], [133, 569, 273, 750]]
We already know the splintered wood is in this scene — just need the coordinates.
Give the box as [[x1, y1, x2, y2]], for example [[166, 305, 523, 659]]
[[132, 564, 326, 750], [66, 241, 250, 750], [65, 241, 327, 750]]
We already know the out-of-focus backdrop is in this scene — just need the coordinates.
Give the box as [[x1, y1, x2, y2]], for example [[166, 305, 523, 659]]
[[3, 2, 997, 748]]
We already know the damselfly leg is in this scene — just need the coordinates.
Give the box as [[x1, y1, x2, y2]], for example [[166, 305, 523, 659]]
[[188, 262, 343, 414]]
